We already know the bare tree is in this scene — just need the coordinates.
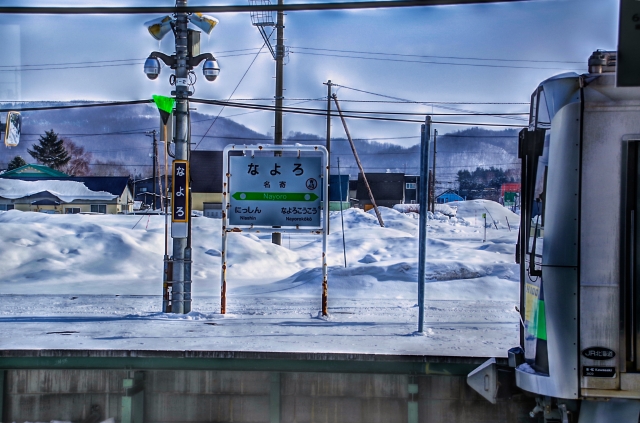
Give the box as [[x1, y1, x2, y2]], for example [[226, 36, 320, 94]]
[[61, 139, 93, 176], [91, 160, 136, 177]]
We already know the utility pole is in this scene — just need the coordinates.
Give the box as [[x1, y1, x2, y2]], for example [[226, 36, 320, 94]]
[[332, 93, 384, 228], [431, 129, 437, 213], [324, 79, 332, 234], [417, 116, 432, 334], [272, 0, 285, 246], [146, 130, 158, 210]]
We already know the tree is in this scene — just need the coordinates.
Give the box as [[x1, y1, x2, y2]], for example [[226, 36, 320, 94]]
[[457, 166, 512, 201], [27, 129, 70, 170], [61, 139, 93, 176], [7, 155, 27, 171]]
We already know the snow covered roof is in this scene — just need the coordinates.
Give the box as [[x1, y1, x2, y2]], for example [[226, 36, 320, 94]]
[[0, 164, 69, 178], [0, 178, 117, 202]]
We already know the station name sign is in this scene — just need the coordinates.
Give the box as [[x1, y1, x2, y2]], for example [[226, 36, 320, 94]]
[[229, 156, 322, 227]]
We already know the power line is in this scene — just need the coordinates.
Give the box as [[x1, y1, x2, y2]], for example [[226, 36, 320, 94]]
[[290, 46, 584, 64], [190, 98, 527, 127], [0, 100, 151, 113], [0, 1, 530, 14], [290, 50, 583, 71], [330, 83, 528, 122], [1, 97, 527, 128], [194, 37, 272, 150], [1, 98, 529, 105]]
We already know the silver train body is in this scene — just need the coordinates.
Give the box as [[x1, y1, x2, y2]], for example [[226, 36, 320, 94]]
[[468, 51, 640, 422]]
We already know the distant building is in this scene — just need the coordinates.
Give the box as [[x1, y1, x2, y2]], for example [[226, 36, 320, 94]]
[[436, 189, 464, 204], [355, 173, 405, 209], [404, 175, 420, 204], [0, 177, 133, 214], [0, 164, 133, 213], [500, 182, 521, 207], [0, 163, 69, 179], [132, 175, 171, 210], [329, 174, 350, 211], [189, 150, 241, 218]]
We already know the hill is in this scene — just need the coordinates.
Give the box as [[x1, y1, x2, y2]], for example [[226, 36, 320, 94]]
[[0, 103, 520, 186]]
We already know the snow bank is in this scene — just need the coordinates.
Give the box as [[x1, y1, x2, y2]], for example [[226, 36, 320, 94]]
[[0, 200, 520, 302], [392, 203, 457, 216], [0, 178, 116, 202]]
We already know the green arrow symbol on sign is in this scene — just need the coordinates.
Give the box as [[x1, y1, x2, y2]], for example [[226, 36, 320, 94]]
[[232, 192, 319, 202]]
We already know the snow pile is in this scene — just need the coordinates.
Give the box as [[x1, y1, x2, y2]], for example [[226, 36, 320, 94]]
[[392, 203, 457, 217], [0, 200, 520, 302], [0, 178, 116, 202]]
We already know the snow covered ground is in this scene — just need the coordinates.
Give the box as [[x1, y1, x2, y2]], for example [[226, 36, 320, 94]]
[[0, 200, 521, 356]]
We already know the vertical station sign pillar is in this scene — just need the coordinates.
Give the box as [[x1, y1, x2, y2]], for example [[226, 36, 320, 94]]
[[172, 160, 190, 237]]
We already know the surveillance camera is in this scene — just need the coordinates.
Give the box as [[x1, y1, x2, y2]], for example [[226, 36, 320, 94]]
[[203, 58, 220, 82], [144, 57, 161, 80]]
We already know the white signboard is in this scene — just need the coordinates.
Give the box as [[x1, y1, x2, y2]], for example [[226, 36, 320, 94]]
[[229, 155, 323, 227]]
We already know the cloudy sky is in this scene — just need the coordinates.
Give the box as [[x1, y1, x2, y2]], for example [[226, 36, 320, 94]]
[[0, 0, 620, 146]]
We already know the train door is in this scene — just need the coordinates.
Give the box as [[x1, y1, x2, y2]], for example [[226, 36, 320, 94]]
[[518, 86, 550, 374], [624, 140, 640, 372]]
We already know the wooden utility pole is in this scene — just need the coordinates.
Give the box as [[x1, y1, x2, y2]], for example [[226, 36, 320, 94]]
[[324, 80, 332, 234], [272, 0, 285, 246], [325, 80, 332, 174], [332, 93, 384, 228]]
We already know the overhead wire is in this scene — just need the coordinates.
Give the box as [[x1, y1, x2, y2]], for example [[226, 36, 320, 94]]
[[329, 83, 528, 122], [194, 34, 273, 150], [190, 97, 527, 127], [289, 50, 584, 71], [290, 46, 585, 64]]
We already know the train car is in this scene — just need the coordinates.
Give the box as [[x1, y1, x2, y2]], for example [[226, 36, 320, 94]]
[[467, 51, 640, 422]]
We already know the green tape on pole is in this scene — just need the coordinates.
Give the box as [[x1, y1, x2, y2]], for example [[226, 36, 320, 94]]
[[232, 192, 319, 202], [153, 95, 175, 125]]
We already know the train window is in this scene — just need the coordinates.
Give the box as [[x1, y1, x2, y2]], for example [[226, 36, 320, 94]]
[[529, 87, 551, 132], [528, 91, 538, 131], [527, 142, 548, 274], [536, 90, 551, 129]]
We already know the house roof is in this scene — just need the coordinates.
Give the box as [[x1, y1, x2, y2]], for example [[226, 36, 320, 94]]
[[66, 177, 130, 197], [356, 173, 405, 201], [0, 176, 130, 197], [436, 189, 464, 199], [0, 179, 116, 202], [1, 164, 69, 178]]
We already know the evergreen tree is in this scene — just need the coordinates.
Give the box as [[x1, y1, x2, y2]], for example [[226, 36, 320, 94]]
[[27, 129, 70, 170], [7, 155, 27, 171]]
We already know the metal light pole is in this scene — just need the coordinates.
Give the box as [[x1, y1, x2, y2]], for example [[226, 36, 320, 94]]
[[143, 2, 220, 313]]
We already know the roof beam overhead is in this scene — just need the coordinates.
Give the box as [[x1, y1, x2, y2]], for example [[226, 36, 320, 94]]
[[0, 0, 531, 14]]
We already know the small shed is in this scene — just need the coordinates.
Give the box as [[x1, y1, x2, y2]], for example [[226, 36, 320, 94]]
[[436, 189, 464, 204]]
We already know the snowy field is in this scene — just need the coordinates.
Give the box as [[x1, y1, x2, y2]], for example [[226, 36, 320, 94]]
[[0, 200, 521, 357]]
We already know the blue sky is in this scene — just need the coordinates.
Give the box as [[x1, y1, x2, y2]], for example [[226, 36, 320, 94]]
[[0, 0, 620, 145]]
